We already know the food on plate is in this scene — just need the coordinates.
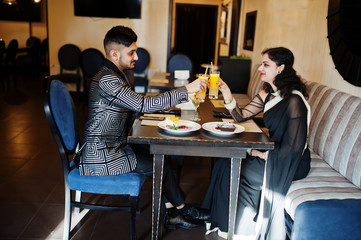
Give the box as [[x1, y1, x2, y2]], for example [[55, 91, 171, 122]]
[[165, 117, 179, 127], [215, 122, 236, 132], [164, 117, 190, 130]]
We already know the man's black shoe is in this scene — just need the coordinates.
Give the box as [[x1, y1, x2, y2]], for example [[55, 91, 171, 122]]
[[164, 208, 205, 230], [179, 205, 211, 221]]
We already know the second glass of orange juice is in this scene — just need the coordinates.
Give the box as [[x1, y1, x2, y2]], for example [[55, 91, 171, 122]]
[[196, 73, 208, 102], [209, 71, 220, 99]]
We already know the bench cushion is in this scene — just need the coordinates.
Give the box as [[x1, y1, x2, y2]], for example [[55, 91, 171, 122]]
[[285, 150, 361, 219], [306, 82, 361, 188], [291, 199, 361, 240]]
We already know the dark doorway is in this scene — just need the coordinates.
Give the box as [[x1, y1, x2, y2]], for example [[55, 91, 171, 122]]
[[173, 4, 218, 74]]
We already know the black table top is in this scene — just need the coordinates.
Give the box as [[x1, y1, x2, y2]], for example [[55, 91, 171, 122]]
[[128, 97, 274, 151]]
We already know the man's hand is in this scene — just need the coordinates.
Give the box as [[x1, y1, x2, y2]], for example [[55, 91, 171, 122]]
[[185, 78, 208, 94]]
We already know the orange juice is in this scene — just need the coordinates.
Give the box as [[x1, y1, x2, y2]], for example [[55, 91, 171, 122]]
[[209, 71, 220, 99], [196, 74, 208, 102]]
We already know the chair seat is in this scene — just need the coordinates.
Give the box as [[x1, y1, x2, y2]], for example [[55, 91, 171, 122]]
[[43, 77, 143, 239], [68, 168, 146, 196]]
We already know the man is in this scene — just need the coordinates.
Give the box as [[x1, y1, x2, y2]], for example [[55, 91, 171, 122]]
[[79, 25, 209, 229]]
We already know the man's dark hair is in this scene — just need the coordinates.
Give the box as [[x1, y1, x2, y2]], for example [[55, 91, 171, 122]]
[[103, 25, 137, 49]]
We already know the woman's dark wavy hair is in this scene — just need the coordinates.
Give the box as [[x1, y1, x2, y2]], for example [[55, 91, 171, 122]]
[[262, 47, 308, 99]]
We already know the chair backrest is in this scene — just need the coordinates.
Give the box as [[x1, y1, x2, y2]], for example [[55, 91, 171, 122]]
[[133, 47, 150, 77], [26, 36, 41, 58], [40, 38, 49, 66], [5, 39, 18, 63], [58, 44, 81, 72], [42, 76, 79, 173], [26, 36, 40, 47], [40, 38, 48, 56], [0, 39, 5, 63], [80, 48, 104, 78], [167, 53, 192, 76]]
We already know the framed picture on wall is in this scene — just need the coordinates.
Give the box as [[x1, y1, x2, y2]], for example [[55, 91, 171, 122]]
[[243, 11, 257, 51]]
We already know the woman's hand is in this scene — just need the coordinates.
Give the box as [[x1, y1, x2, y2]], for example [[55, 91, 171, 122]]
[[185, 78, 208, 94], [217, 79, 233, 104], [251, 150, 268, 160]]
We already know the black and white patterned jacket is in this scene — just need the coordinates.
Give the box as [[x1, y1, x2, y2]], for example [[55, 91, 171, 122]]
[[79, 59, 188, 176]]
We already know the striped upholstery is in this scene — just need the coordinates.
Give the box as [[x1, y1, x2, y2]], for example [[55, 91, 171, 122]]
[[247, 64, 263, 99], [285, 81, 361, 219]]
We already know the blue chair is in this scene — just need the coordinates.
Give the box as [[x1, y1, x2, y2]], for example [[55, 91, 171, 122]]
[[167, 53, 193, 77], [80, 48, 104, 95], [18, 37, 41, 66], [56, 44, 82, 93], [133, 47, 150, 93], [42, 76, 145, 240], [17, 37, 42, 79]]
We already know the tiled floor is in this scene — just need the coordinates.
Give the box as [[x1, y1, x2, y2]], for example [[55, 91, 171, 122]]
[[0, 73, 221, 240]]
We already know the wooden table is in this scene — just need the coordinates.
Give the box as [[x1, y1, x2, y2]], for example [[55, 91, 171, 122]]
[[128, 98, 273, 240]]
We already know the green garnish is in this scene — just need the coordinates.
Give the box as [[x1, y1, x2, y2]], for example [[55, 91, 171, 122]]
[[169, 125, 179, 130]]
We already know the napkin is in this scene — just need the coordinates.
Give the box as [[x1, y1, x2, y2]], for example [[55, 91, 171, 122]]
[[176, 99, 195, 110], [141, 120, 162, 126], [154, 72, 170, 76], [210, 100, 225, 108], [144, 114, 175, 118], [174, 79, 189, 87], [150, 79, 169, 84], [222, 119, 262, 133]]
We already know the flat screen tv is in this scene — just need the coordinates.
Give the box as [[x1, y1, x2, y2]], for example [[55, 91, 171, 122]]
[[0, 0, 42, 22], [74, 0, 141, 19]]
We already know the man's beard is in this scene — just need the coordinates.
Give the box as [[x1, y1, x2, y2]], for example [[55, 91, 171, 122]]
[[127, 61, 136, 69]]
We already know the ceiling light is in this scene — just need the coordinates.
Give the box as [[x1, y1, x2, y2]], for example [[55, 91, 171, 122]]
[[3, 0, 17, 5]]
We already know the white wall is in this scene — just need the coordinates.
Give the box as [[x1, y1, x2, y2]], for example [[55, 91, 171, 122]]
[[47, 0, 170, 74], [2, 0, 360, 96], [238, 0, 361, 97]]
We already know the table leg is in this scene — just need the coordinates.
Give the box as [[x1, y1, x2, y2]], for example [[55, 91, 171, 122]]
[[152, 154, 164, 240], [228, 157, 242, 240]]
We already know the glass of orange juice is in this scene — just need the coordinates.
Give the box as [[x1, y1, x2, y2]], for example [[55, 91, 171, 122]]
[[209, 71, 220, 99], [196, 73, 208, 102]]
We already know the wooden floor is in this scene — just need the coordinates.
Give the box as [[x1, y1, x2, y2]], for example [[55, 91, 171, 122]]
[[0, 72, 225, 240]]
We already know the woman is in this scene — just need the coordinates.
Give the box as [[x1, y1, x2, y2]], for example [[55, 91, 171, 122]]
[[202, 47, 311, 239]]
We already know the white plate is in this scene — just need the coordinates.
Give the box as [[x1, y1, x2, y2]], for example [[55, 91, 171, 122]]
[[202, 122, 245, 136], [158, 120, 201, 135]]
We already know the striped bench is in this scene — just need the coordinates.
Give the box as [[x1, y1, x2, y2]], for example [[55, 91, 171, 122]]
[[285, 82, 361, 240]]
